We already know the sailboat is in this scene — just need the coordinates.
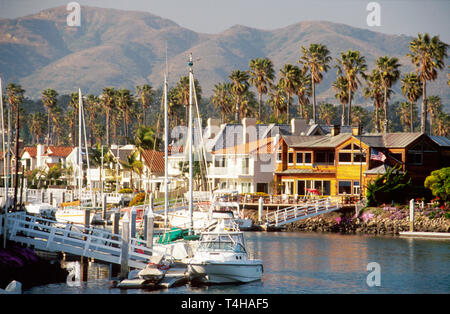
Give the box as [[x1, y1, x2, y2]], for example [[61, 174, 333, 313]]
[[55, 89, 99, 224]]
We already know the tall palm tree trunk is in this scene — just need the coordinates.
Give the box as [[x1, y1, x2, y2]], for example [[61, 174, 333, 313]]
[[421, 80, 427, 134], [383, 87, 388, 133], [258, 93, 262, 120], [235, 97, 240, 122], [286, 94, 290, 123], [410, 101, 414, 132], [106, 109, 110, 147], [347, 86, 352, 126], [312, 81, 316, 123]]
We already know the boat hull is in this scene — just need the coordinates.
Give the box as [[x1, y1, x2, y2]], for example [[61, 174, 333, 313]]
[[188, 261, 263, 284]]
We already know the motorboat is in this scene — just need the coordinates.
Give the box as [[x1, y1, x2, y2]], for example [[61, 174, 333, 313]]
[[25, 202, 57, 219], [187, 219, 263, 284]]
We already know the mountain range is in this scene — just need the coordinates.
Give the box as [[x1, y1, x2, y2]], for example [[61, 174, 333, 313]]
[[0, 6, 448, 107]]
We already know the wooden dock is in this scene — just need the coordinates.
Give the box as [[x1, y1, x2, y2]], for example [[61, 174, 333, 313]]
[[399, 232, 450, 239]]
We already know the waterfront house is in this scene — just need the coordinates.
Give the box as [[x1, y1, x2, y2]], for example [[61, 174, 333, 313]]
[[274, 126, 446, 200]]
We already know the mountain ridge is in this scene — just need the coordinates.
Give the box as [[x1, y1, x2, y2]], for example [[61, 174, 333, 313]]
[[0, 5, 448, 106]]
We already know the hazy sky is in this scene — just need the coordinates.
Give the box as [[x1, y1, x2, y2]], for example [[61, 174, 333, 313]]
[[0, 0, 449, 42]]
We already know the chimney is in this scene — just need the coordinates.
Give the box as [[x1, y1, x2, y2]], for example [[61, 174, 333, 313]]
[[290, 118, 304, 135], [36, 144, 44, 167], [207, 118, 221, 139], [242, 118, 257, 144], [352, 125, 362, 136], [331, 125, 341, 136]]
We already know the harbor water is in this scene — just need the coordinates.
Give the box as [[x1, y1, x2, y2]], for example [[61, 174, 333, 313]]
[[24, 232, 450, 294]]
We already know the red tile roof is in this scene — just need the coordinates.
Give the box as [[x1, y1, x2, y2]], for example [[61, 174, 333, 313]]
[[140, 149, 165, 174]]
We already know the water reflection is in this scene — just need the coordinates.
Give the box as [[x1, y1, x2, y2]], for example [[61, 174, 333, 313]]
[[24, 233, 450, 294]]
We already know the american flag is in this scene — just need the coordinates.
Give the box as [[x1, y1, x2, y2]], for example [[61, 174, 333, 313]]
[[370, 148, 386, 162]]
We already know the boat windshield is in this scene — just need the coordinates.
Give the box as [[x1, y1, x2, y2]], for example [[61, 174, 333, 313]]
[[198, 233, 246, 253], [197, 241, 246, 253]]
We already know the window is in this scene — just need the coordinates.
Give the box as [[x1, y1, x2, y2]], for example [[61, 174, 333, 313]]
[[288, 152, 294, 164], [353, 152, 366, 163], [315, 151, 335, 165], [241, 182, 251, 193], [353, 181, 360, 195], [215, 156, 226, 167], [391, 153, 402, 162], [242, 157, 249, 174], [338, 181, 352, 194], [311, 180, 331, 196], [296, 180, 305, 195], [338, 152, 352, 163], [296, 152, 303, 164], [304, 153, 312, 164], [276, 151, 282, 163], [407, 152, 422, 165]]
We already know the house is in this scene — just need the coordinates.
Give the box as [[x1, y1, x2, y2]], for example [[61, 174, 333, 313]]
[[274, 126, 446, 199], [140, 149, 165, 192], [208, 136, 275, 194], [20, 144, 75, 172]]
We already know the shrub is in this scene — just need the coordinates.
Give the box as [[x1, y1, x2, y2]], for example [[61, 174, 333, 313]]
[[424, 167, 450, 203], [119, 188, 133, 194], [129, 192, 146, 207]]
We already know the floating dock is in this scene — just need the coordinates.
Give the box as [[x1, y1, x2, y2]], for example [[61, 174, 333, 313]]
[[399, 232, 450, 239]]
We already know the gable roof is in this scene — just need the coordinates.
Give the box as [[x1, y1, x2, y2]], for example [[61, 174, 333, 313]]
[[20, 146, 75, 158], [140, 149, 165, 173]]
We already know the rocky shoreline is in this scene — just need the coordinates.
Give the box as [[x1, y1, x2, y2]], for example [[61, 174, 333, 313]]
[[245, 206, 450, 235]]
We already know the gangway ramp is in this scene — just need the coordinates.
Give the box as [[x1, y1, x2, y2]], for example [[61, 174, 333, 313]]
[[266, 197, 340, 227], [1, 212, 169, 269]]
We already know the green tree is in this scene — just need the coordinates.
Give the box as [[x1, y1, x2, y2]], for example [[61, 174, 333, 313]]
[[298, 43, 332, 123], [248, 57, 275, 120], [426, 95, 442, 136], [229, 70, 250, 122], [375, 56, 401, 133], [41, 88, 58, 145], [407, 33, 448, 134], [335, 50, 367, 125], [7, 83, 25, 211], [295, 67, 312, 120], [135, 84, 154, 125], [400, 72, 422, 132], [424, 167, 450, 202], [318, 103, 337, 124], [333, 75, 349, 126], [119, 150, 143, 191], [211, 82, 234, 123], [366, 165, 411, 206], [279, 64, 301, 123], [267, 82, 286, 121], [100, 87, 116, 147]]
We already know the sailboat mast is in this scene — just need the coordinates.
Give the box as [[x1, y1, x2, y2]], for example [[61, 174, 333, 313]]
[[164, 73, 169, 229], [188, 53, 194, 232], [0, 77, 7, 207], [78, 89, 83, 202]]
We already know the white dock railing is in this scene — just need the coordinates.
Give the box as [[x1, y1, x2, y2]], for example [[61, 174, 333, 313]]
[[266, 197, 340, 227], [0, 212, 168, 269]]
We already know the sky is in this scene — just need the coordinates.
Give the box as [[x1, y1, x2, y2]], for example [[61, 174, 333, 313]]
[[0, 0, 449, 42]]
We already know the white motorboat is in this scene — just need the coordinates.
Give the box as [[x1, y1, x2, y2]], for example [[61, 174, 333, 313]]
[[187, 220, 263, 284], [168, 190, 253, 231], [25, 202, 57, 219]]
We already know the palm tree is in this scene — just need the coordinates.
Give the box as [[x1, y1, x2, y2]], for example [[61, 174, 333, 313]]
[[295, 67, 312, 120], [41, 88, 58, 145], [100, 87, 116, 146], [119, 150, 143, 191], [116, 88, 134, 140], [400, 72, 422, 132], [173, 76, 202, 126], [363, 69, 388, 133], [298, 43, 332, 123], [248, 57, 275, 120], [279, 64, 300, 123], [229, 70, 250, 122], [332, 76, 349, 126], [407, 33, 448, 134], [6, 83, 25, 211], [135, 84, 154, 125], [29, 112, 47, 144], [398, 101, 412, 132], [375, 56, 401, 133], [267, 82, 287, 121], [84, 94, 100, 146], [318, 103, 337, 124], [427, 96, 442, 136], [351, 105, 369, 127], [134, 125, 161, 152], [67, 92, 79, 146], [335, 50, 367, 125], [212, 82, 234, 123], [435, 112, 449, 136]]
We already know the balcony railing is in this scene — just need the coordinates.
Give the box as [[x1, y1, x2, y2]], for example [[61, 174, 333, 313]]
[[207, 166, 251, 177]]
